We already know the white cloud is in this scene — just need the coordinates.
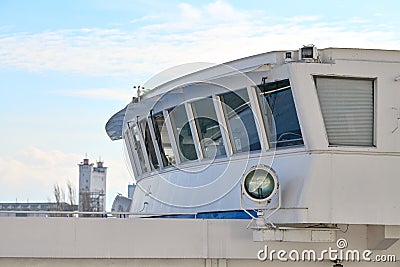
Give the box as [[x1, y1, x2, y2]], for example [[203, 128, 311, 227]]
[[204, 0, 250, 21], [53, 88, 135, 101], [348, 17, 370, 24], [0, 147, 82, 202], [0, 1, 399, 81], [0, 146, 132, 209], [179, 3, 203, 21], [130, 15, 160, 24], [284, 15, 321, 23]]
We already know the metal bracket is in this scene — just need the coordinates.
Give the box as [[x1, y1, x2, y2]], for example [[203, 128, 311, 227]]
[[240, 186, 281, 229]]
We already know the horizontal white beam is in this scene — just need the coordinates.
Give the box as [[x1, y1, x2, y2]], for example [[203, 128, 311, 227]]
[[253, 227, 337, 242]]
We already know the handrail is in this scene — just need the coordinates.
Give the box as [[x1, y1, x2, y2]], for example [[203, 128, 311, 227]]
[[0, 210, 198, 217]]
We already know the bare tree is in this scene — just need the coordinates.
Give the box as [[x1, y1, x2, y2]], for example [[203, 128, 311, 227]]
[[53, 183, 65, 216], [66, 180, 76, 211]]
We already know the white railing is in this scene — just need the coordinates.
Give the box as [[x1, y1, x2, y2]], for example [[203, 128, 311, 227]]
[[0, 210, 198, 217]]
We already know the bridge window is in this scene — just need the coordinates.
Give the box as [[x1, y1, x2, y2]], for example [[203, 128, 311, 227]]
[[124, 131, 140, 176], [130, 124, 148, 173], [315, 77, 374, 146], [126, 129, 139, 173], [192, 97, 226, 159], [258, 79, 303, 148], [220, 89, 261, 153], [169, 104, 198, 162], [152, 112, 175, 166], [139, 120, 159, 169]]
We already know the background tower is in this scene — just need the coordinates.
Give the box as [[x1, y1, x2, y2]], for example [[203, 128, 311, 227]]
[[78, 158, 107, 214]]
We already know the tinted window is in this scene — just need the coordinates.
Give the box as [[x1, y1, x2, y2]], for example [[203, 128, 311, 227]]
[[169, 104, 198, 162], [152, 112, 175, 166], [259, 79, 303, 147], [124, 131, 141, 175], [140, 120, 159, 169], [130, 125, 148, 173], [192, 98, 226, 159], [220, 89, 261, 153]]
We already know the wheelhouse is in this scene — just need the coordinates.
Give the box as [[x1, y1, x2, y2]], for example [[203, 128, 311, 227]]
[[106, 46, 400, 225]]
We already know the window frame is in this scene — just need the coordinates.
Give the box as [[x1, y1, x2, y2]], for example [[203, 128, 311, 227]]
[[247, 86, 270, 151], [138, 118, 160, 170], [185, 102, 203, 160], [151, 111, 176, 167], [163, 109, 182, 165], [218, 88, 262, 154], [127, 121, 150, 174], [213, 95, 234, 157], [147, 113, 164, 168], [123, 130, 140, 178], [257, 79, 304, 149], [190, 96, 228, 159], [167, 103, 200, 163]]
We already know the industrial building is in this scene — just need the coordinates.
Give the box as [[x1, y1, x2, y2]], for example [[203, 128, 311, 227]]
[[78, 158, 107, 214]]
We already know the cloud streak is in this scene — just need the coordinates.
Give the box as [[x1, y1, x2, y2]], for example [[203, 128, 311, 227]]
[[0, 146, 82, 202], [53, 88, 134, 101], [0, 1, 399, 81]]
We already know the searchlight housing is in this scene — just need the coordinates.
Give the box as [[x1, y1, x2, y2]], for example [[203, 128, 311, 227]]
[[241, 165, 281, 228], [242, 165, 279, 205]]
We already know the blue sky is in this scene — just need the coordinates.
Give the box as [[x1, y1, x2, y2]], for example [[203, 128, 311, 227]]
[[1, 0, 399, 209]]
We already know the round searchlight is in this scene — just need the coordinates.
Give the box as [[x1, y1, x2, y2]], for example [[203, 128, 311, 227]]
[[242, 165, 278, 203]]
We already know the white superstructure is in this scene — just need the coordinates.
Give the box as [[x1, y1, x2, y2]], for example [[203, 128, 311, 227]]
[[106, 45, 400, 250]]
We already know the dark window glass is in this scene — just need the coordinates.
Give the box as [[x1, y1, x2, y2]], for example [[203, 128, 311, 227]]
[[152, 112, 175, 166], [139, 120, 159, 169], [169, 104, 198, 162], [130, 125, 148, 173], [258, 79, 303, 147], [192, 98, 226, 158], [124, 131, 141, 175], [220, 89, 261, 153]]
